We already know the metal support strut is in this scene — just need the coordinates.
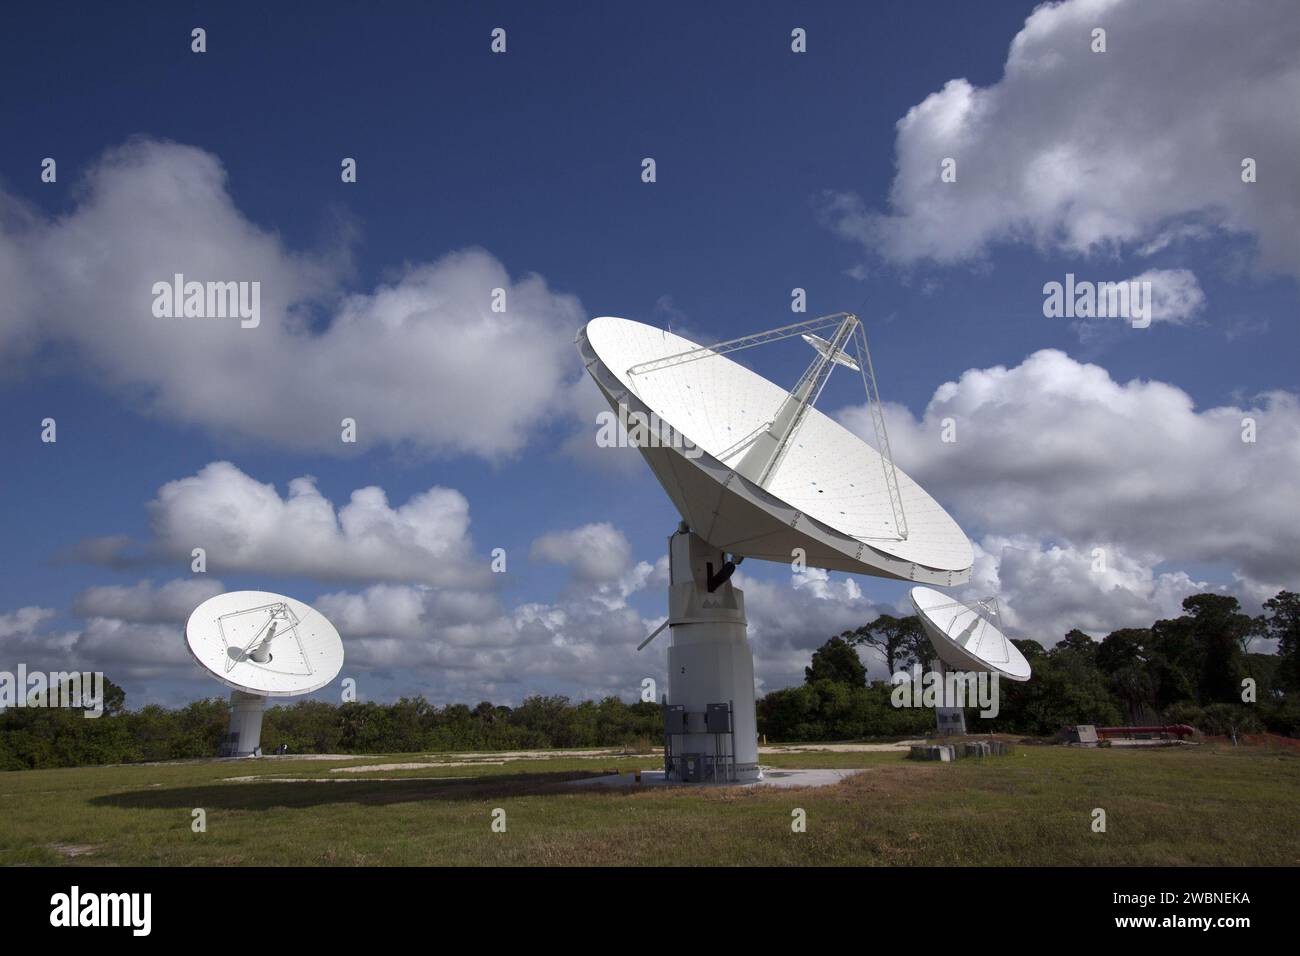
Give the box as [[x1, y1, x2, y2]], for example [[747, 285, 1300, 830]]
[[625, 312, 908, 541]]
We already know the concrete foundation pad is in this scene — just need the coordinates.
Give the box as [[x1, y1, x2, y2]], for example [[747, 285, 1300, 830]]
[[761, 741, 922, 754], [910, 740, 1014, 761], [1105, 738, 1194, 748], [569, 768, 863, 790]]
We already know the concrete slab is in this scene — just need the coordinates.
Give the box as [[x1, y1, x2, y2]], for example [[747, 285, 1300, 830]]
[[223, 775, 472, 783], [760, 741, 922, 754], [1106, 738, 1194, 748], [569, 768, 863, 790]]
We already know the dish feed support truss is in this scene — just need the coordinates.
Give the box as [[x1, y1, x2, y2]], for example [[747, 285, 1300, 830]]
[[926, 595, 1012, 667], [219, 601, 306, 672], [626, 312, 908, 542]]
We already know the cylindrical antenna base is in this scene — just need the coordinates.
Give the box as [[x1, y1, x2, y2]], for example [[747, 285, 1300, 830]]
[[224, 690, 268, 757], [663, 529, 761, 782], [933, 659, 967, 736]]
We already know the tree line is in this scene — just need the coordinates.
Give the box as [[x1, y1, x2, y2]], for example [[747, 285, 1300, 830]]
[[0, 692, 665, 771], [758, 591, 1299, 741], [1, 591, 1295, 770]]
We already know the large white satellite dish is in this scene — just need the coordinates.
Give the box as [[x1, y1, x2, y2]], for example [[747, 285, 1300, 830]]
[[580, 315, 973, 583], [578, 312, 976, 783], [185, 591, 344, 757], [909, 586, 1030, 682]]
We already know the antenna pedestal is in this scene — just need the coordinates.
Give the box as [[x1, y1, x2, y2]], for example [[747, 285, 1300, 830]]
[[222, 690, 267, 757], [933, 660, 967, 736], [662, 528, 760, 783]]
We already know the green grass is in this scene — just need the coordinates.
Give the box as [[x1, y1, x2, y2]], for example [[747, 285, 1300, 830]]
[[0, 743, 1295, 866]]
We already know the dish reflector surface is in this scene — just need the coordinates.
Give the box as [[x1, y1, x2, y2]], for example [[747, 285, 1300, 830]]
[[910, 586, 1031, 681], [580, 316, 973, 583], [185, 591, 344, 696]]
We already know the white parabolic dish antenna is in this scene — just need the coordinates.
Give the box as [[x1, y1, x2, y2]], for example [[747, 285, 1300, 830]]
[[578, 315, 973, 584], [186, 591, 344, 696], [910, 586, 1031, 682], [185, 591, 344, 756], [578, 313, 977, 783]]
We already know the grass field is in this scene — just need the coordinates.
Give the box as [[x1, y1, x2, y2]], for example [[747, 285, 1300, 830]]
[[1, 742, 1296, 866]]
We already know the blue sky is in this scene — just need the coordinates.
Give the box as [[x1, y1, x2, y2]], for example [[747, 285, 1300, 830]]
[[2, 0, 1297, 707]]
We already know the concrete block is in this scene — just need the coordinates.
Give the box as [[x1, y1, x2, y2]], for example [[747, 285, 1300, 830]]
[[909, 744, 955, 762]]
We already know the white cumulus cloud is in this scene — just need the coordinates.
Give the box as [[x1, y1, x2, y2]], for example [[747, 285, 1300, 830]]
[[824, 0, 1300, 278], [79, 461, 488, 588], [961, 536, 1216, 644], [1132, 268, 1206, 325], [839, 349, 1300, 592], [71, 578, 225, 624], [0, 139, 585, 457], [530, 522, 636, 582]]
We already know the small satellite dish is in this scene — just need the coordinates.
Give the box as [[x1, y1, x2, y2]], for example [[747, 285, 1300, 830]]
[[578, 313, 976, 783], [909, 586, 1031, 682], [185, 591, 344, 756]]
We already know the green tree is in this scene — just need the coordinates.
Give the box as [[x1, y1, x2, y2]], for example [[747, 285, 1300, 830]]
[[1182, 594, 1251, 704], [1056, 629, 1099, 663], [757, 684, 823, 741], [1263, 591, 1300, 691], [845, 614, 927, 675], [1096, 628, 1149, 675], [804, 636, 866, 687], [1097, 628, 1156, 721]]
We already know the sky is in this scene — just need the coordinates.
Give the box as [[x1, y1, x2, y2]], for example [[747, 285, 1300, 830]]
[[1, 0, 1297, 709]]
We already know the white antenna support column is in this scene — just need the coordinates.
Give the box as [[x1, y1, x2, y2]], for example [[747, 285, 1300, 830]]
[[933, 659, 967, 736], [227, 690, 268, 757], [662, 527, 761, 782]]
